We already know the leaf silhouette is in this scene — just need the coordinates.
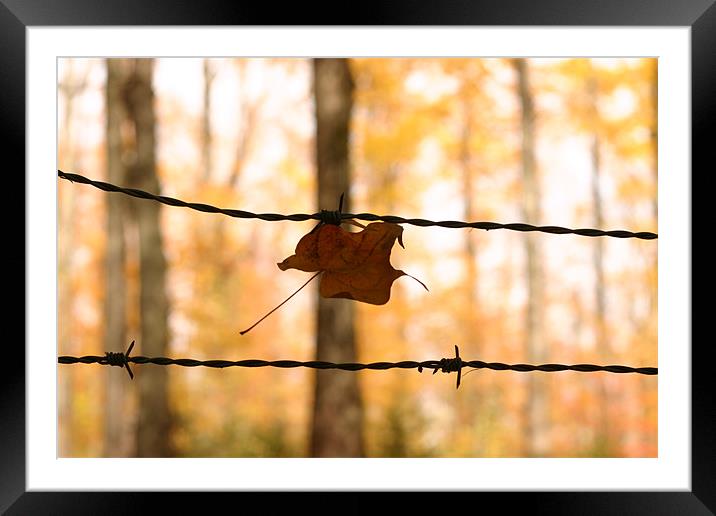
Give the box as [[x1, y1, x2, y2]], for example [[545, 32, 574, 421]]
[[277, 222, 427, 305]]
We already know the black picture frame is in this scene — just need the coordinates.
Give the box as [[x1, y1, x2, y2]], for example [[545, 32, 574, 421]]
[[5, 0, 710, 513]]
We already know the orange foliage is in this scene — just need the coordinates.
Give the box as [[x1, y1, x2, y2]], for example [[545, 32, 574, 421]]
[[58, 57, 658, 459]]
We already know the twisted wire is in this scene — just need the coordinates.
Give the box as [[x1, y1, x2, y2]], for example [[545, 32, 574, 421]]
[[58, 171, 657, 240], [58, 344, 658, 390], [58, 355, 658, 375]]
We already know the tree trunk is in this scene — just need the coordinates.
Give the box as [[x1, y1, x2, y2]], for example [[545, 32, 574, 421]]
[[649, 59, 658, 224], [58, 62, 86, 456], [459, 83, 480, 341], [122, 59, 173, 457], [227, 59, 262, 190], [310, 58, 364, 457], [587, 73, 611, 455], [644, 58, 658, 455], [457, 76, 486, 454], [200, 58, 214, 184], [513, 58, 549, 457], [103, 59, 131, 457], [210, 59, 263, 278]]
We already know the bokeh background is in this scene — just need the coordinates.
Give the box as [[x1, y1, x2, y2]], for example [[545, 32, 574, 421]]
[[57, 57, 657, 458]]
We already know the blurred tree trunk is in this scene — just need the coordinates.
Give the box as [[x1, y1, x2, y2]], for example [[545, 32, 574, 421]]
[[513, 58, 549, 457], [122, 59, 173, 457], [587, 73, 611, 455], [457, 74, 487, 454], [227, 59, 262, 190], [310, 58, 365, 457], [649, 59, 658, 224], [459, 78, 481, 346], [200, 58, 215, 184], [644, 58, 658, 454], [212, 59, 263, 278], [58, 62, 86, 456], [103, 59, 131, 457]]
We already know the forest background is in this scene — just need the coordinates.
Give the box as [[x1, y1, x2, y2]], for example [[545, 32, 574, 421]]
[[57, 57, 657, 458]]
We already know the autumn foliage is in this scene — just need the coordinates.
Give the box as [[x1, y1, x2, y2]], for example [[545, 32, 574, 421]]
[[58, 57, 658, 459]]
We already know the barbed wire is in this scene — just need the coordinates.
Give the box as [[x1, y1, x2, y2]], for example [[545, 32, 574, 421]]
[[58, 343, 658, 389], [58, 170, 658, 240]]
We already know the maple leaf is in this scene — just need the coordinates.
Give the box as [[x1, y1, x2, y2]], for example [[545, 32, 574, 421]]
[[240, 221, 427, 335], [277, 222, 426, 305]]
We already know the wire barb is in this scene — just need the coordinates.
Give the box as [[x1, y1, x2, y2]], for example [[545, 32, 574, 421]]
[[430, 345, 463, 389], [101, 340, 135, 379], [319, 209, 342, 226], [58, 171, 657, 240]]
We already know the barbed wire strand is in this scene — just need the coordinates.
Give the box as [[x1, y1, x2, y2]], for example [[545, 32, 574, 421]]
[[58, 344, 658, 389], [58, 170, 657, 240]]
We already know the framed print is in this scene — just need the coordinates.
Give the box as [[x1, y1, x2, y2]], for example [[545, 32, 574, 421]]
[[5, 0, 712, 513]]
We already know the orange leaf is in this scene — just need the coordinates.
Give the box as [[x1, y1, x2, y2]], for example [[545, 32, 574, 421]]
[[277, 222, 425, 305]]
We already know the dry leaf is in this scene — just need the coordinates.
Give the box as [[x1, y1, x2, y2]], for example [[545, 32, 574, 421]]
[[277, 222, 426, 305]]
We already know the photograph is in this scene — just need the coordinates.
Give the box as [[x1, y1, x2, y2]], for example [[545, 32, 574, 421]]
[[57, 56, 658, 459]]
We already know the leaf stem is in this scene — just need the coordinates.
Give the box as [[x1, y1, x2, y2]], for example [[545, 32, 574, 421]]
[[239, 272, 322, 335], [404, 272, 429, 292]]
